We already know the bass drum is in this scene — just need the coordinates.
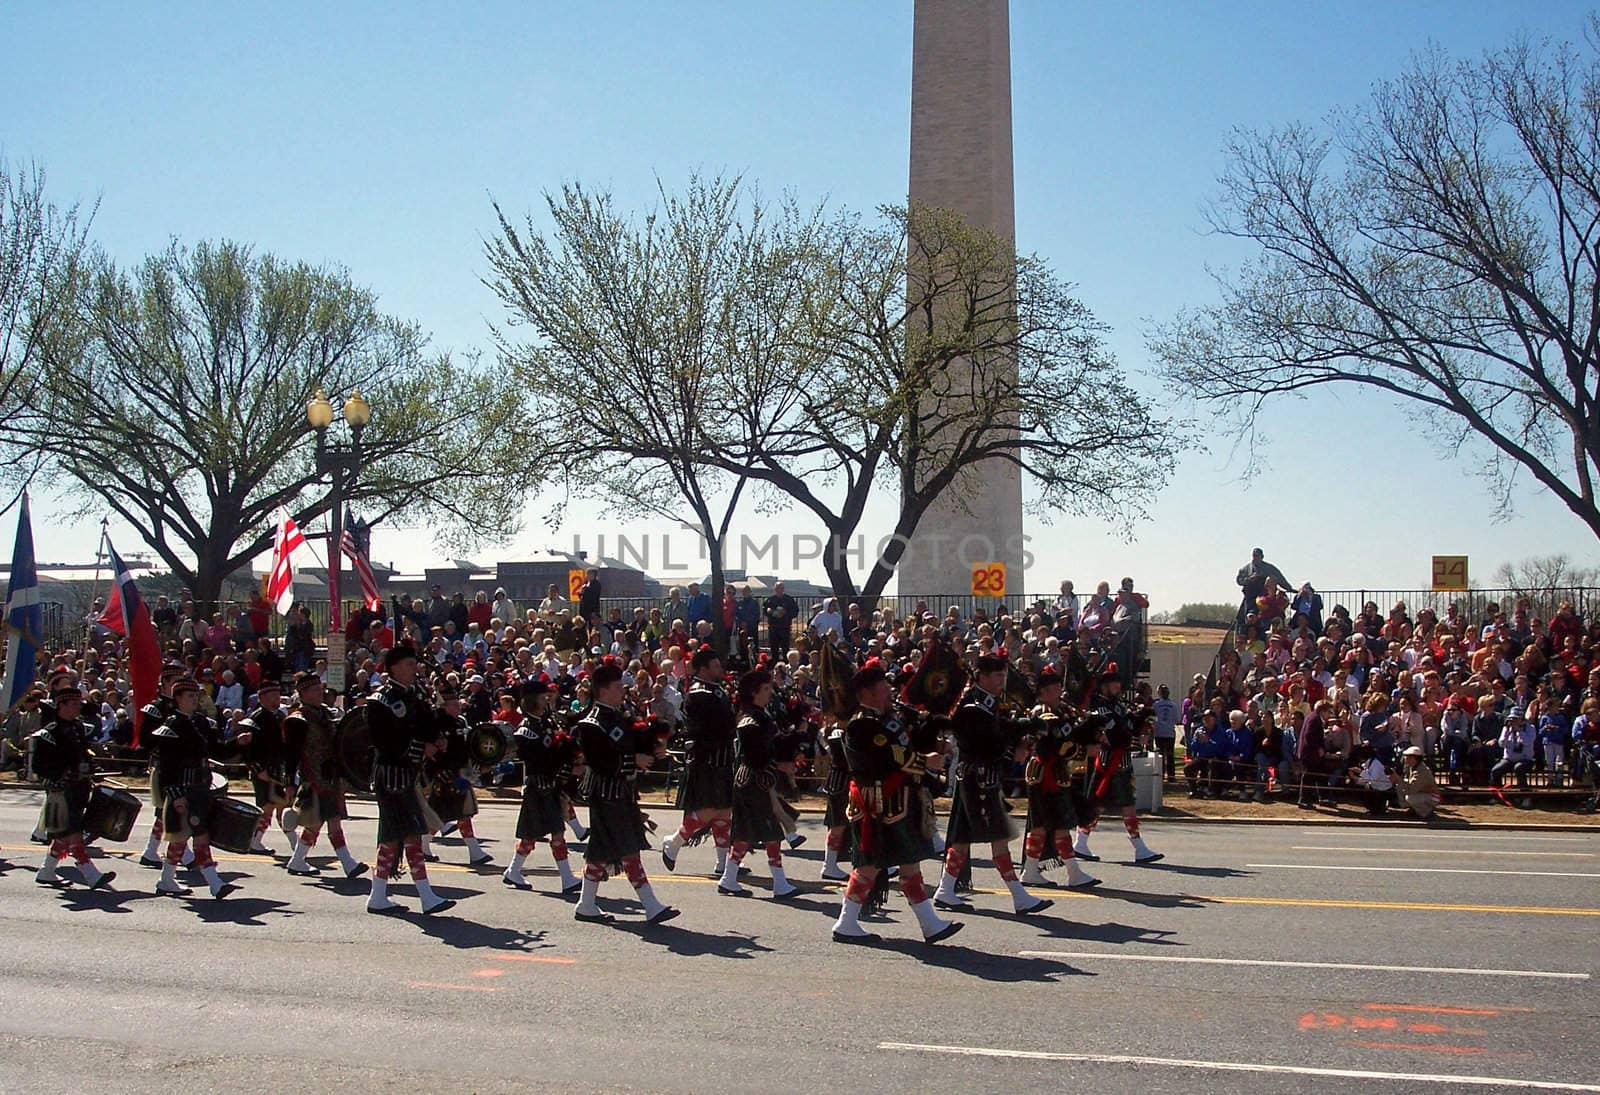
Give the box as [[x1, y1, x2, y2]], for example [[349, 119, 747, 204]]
[[335, 705, 374, 791], [83, 784, 142, 843], [468, 722, 509, 766], [207, 796, 264, 854]]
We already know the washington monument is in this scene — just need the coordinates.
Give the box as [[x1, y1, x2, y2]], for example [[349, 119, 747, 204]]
[[893, 0, 1026, 597]]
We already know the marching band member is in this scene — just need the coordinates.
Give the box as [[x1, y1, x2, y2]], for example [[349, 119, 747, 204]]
[[932, 654, 1051, 916], [572, 658, 678, 925], [283, 672, 368, 879], [1018, 666, 1100, 889], [138, 667, 193, 868], [31, 684, 115, 890], [152, 678, 238, 900], [716, 668, 799, 899], [365, 645, 454, 915], [818, 721, 852, 881], [1073, 667, 1163, 865], [660, 646, 737, 876], [503, 676, 582, 894], [243, 679, 292, 854], [830, 659, 961, 946], [432, 688, 492, 866]]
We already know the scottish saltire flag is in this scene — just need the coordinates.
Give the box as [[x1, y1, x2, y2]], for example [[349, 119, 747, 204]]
[[97, 538, 161, 747], [1, 492, 42, 713]]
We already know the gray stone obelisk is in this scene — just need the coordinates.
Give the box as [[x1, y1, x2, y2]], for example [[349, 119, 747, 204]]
[[894, 0, 1025, 600]]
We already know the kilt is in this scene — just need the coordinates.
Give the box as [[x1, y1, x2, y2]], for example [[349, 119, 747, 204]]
[[161, 783, 215, 843], [292, 778, 349, 832], [1095, 768, 1136, 811], [252, 770, 290, 810], [945, 773, 1014, 845], [1025, 782, 1079, 835], [584, 796, 649, 870], [850, 782, 934, 870], [417, 777, 446, 834], [376, 785, 430, 844], [823, 788, 851, 829], [674, 755, 734, 814], [515, 784, 567, 841], [729, 777, 786, 845], [42, 781, 91, 839]]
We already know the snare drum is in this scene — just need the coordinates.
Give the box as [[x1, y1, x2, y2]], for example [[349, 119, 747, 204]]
[[210, 771, 229, 795], [206, 796, 263, 853], [83, 784, 142, 843]]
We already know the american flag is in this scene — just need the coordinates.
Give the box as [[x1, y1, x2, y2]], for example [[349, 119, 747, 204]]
[[341, 510, 381, 611], [267, 510, 307, 615]]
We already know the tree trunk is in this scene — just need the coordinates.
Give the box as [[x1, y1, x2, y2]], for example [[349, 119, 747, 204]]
[[821, 529, 864, 619], [707, 540, 728, 657]]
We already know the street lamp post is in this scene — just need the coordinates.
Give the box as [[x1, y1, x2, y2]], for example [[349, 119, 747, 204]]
[[306, 388, 371, 638]]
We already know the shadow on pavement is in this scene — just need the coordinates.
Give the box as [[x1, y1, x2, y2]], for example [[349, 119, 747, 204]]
[[1033, 919, 1183, 946], [609, 920, 776, 959], [185, 896, 302, 926], [1121, 862, 1254, 879], [869, 939, 1093, 982], [1089, 887, 1216, 910], [412, 915, 551, 952], [54, 884, 160, 914]]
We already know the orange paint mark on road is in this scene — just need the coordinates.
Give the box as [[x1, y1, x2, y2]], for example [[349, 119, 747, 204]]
[[1349, 1016, 1399, 1031], [499, 954, 577, 965], [408, 981, 500, 993], [1361, 1004, 1511, 1017], [472, 969, 505, 978], [1349, 1041, 1487, 1055]]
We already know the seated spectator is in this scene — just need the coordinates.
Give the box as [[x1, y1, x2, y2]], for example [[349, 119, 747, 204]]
[[1491, 707, 1536, 790], [1351, 745, 1395, 814], [1184, 710, 1224, 798]]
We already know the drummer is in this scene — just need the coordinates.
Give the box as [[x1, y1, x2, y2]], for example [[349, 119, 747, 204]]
[[283, 672, 368, 879], [151, 677, 240, 900], [30, 684, 116, 890], [431, 688, 493, 866], [243, 679, 293, 855]]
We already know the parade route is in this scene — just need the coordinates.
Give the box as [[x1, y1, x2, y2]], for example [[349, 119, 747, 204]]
[[1, 790, 1595, 1094]]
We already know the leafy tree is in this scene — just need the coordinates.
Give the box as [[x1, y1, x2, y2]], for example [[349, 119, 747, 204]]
[[1155, 21, 1600, 540], [23, 240, 525, 610]]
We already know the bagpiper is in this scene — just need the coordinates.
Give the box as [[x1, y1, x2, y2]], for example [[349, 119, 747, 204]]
[[572, 658, 678, 925], [502, 676, 582, 895], [1073, 666, 1163, 865], [138, 666, 194, 868], [151, 678, 239, 900], [30, 683, 116, 890], [715, 667, 799, 899], [932, 653, 1051, 916], [1018, 665, 1101, 889], [429, 687, 492, 866], [241, 678, 292, 854], [364, 645, 454, 915], [830, 659, 961, 945], [659, 646, 737, 876]]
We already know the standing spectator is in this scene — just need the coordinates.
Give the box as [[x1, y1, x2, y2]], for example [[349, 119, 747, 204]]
[[1235, 547, 1291, 627], [284, 605, 314, 672], [1296, 700, 1329, 809], [764, 581, 799, 660], [577, 568, 602, 622], [683, 582, 709, 633], [204, 612, 233, 653], [810, 597, 843, 639], [1291, 583, 1324, 634], [448, 592, 469, 635], [538, 583, 569, 620], [151, 594, 179, 644], [1151, 684, 1180, 781], [248, 588, 272, 645], [1538, 703, 1571, 787], [491, 587, 516, 626], [467, 591, 493, 632], [734, 586, 761, 649], [1055, 580, 1080, 631]]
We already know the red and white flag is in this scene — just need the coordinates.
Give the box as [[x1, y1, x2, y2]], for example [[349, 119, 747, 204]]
[[96, 539, 161, 748], [267, 510, 308, 615]]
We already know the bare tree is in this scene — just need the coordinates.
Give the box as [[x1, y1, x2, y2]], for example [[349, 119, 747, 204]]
[[1154, 21, 1600, 540], [0, 158, 93, 510], [1491, 553, 1600, 592], [22, 240, 526, 608]]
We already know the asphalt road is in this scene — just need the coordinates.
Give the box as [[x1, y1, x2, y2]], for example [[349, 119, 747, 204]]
[[1, 788, 1596, 1094]]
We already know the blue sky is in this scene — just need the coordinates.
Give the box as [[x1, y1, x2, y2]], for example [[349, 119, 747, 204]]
[[4, 1, 1596, 609]]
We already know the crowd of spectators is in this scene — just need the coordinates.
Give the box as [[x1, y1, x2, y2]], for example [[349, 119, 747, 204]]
[[1179, 549, 1600, 815]]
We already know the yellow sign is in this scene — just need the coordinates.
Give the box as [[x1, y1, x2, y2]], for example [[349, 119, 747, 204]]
[[970, 562, 1007, 597], [567, 568, 586, 601], [1431, 555, 1468, 591]]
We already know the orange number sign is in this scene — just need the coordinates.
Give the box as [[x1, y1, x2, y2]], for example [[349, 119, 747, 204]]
[[1430, 555, 1468, 591], [568, 568, 586, 600], [970, 562, 1007, 598]]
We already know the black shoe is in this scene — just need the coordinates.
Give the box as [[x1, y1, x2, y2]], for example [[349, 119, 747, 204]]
[[1066, 876, 1102, 890], [89, 870, 117, 891], [502, 875, 533, 891], [1015, 898, 1053, 916], [469, 854, 494, 867], [832, 929, 880, 945], [36, 876, 70, 888], [424, 853, 440, 863], [562, 880, 583, 895], [1296, 801, 1315, 810], [422, 898, 456, 916], [438, 822, 458, 837], [575, 909, 614, 924], [1076, 851, 1101, 863], [212, 883, 239, 900], [646, 906, 680, 925], [139, 855, 164, 869], [662, 849, 677, 872], [924, 920, 964, 945], [157, 885, 193, 898], [786, 834, 807, 850], [717, 885, 752, 897], [286, 866, 321, 877], [345, 863, 370, 879], [934, 898, 973, 912]]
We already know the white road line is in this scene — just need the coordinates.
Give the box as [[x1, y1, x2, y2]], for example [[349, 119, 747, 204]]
[[1014, 951, 1590, 981], [878, 1042, 1600, 1091], [1291, 845, 1595, 857], [1295, 830, 1595, 842], [1250, 863, 1600, 879]]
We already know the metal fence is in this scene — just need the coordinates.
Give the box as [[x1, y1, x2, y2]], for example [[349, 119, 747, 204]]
[[1315, 587, 1600, 625]]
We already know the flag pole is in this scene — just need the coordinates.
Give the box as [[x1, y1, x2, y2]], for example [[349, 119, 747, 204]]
[[80, 518, 110, 657]]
